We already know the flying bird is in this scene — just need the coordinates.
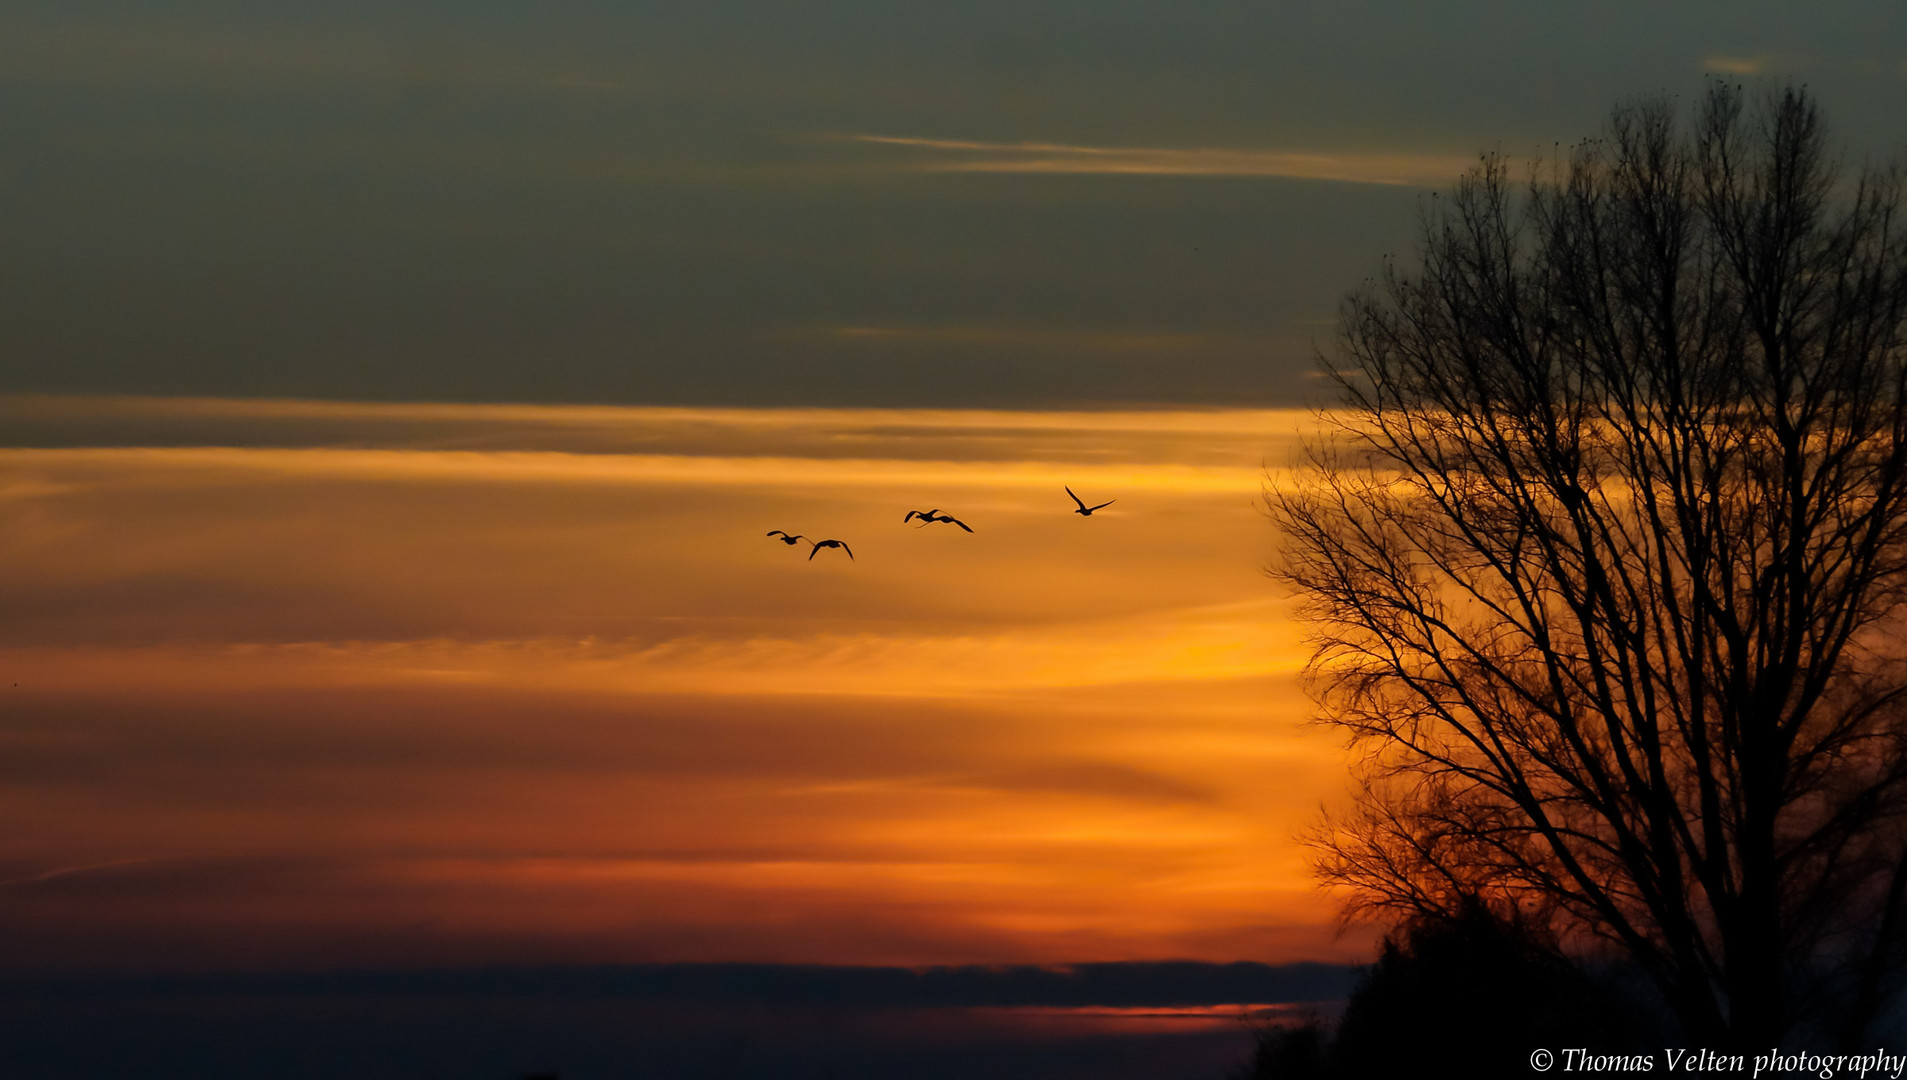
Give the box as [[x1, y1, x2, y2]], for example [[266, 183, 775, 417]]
[[808, 538, 854, 561], [904, 509, 973, 532], [766, 530, 807, 545], [1066, 486, 1114, 516]]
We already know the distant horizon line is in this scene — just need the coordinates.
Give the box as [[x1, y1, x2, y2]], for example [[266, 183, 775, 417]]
[[2, 958, 1361, 1009]]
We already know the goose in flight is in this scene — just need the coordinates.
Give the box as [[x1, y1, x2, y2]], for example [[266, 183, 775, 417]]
[[904, 509, 973, 532], [808, 538, 854, 561], [1066, 486, 1114, 516], [766, 530, 807, 545]]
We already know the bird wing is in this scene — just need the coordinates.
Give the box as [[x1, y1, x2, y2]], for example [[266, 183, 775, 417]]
[[841, 542, 853, 559], [947, 516, 973, 532], [903, 511, 921, 522], [807, 542, 821, 560], [1088, 499, 1115, 512], [1065, 486, 1086, 510], [767, 530, 786, 537]]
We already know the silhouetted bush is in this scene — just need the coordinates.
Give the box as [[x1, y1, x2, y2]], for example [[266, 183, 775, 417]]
[[1228, 1013, 1328, 1080], [1232, 905, 1655, 1079]]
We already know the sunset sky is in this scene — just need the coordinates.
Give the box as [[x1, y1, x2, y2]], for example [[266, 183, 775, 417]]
[[0, 397, 1339, 973], [2, 2, 1904, 984]]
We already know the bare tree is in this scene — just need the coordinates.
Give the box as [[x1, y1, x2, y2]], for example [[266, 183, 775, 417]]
[[1274, 83, 1907, 1048]]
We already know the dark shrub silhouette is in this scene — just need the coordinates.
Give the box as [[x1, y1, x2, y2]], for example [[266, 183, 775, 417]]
[[1228, 1014, 1328, 1080], [1231, 905, 1654, 1079]]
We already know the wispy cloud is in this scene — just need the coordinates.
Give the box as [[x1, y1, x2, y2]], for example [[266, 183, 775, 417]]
[[817, 325, 1274, 354], [0, 857, 165, 890], [841, 134, 1473, 187], [0, 393, 1311, 467], [0, 393, 1307, 436], [0, 446, 1284, 505], [1701, 54, 1804, 76]]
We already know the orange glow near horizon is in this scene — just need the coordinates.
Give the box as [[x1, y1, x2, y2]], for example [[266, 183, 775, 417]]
[[0, 396, 1365, 974]]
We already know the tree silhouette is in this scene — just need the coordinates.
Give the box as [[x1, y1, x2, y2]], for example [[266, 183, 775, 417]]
[[1274, 83, 1907, 1049]]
